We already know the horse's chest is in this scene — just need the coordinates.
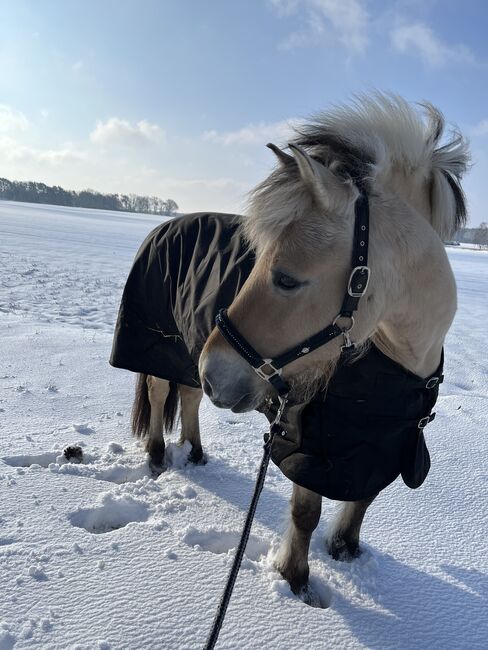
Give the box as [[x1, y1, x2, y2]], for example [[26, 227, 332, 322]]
[[271, 344, 443, 501]]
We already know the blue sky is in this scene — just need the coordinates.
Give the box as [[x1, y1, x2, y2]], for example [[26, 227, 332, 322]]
[[1, 0, 487, 225]]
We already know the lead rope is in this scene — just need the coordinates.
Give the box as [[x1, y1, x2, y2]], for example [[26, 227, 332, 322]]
[[203, 396, 288, 650]]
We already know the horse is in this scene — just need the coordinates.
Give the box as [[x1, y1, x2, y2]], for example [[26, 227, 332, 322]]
[[112, 93, 468, 603]]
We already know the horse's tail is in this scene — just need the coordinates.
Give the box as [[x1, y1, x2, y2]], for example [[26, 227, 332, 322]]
[[132, 373, 180, 437], [163, 381, 179, 433], [132, 373, 151, 438]]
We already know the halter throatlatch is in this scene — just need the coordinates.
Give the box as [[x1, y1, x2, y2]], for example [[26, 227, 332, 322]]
[[215, 190, 370, 397]]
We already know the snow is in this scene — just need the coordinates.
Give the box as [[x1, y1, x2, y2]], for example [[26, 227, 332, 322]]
[[1, 200, 487, 649]]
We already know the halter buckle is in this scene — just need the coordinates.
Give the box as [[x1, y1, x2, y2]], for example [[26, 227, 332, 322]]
[[254, 359, 282, 381], [347, 266, 370, 298]]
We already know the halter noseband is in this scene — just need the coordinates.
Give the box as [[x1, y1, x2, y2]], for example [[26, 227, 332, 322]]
[[215, 190, 370, 398]]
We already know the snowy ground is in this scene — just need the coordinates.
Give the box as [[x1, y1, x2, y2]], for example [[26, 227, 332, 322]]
[[1, 200, 487, 650]]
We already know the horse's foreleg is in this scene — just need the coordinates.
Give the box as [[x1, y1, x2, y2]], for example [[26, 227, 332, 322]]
[[179, 385, 204, 463], [326, 495, 377, 561], [146, 375, 170, 470], [275, 484, 322, 596]]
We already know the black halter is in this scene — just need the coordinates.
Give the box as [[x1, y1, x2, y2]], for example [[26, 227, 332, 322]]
[[215, 190, 370, 397]]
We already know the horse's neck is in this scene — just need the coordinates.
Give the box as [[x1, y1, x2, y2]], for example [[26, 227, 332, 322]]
[[372, 215, 457, 378], [384, 168, 432, 228], [372, 326, 445, 378]]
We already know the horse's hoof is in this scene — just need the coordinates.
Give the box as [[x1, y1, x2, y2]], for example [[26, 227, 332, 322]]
[[326, 537, 361, 562], [188, 447, 206, 465], [149, 459, 167, 477], [298, 584, 329, 609], [274, 561, 308, 598]]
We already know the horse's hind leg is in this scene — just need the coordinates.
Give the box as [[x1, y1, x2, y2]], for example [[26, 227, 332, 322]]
[[179, 385, 204, 463], [144, 375, 172, 471], [326, 495, 377, 561], [275, 484, 322, 600]]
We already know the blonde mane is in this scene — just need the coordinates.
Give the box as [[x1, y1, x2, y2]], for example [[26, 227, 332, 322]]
[[245, 93, 469, 248]]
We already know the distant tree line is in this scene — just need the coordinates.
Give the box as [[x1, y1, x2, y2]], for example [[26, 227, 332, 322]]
[[455, 224, 488, 248], [0, 177, 178, 215]]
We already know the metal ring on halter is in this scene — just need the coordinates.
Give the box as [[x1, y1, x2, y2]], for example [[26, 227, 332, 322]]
[[332, 314, 355, 333], [253, 359, 282, 381]]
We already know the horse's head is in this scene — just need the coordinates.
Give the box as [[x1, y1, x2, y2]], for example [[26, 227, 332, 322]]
[[200, 95, 469, 411], [199, 143, 380, 411]]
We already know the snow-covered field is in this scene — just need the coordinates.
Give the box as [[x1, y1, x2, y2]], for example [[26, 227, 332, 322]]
[[1, 200, 487, 650]]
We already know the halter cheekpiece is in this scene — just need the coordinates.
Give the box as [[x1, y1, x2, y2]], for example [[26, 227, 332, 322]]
[[215, 190, 371, 398]]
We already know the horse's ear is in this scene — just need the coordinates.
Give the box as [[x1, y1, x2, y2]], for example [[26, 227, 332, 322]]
[[288, 143, 357, 213], [266, 142, 294, 166]]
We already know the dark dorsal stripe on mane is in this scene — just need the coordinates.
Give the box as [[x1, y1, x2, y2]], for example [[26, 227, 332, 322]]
[[289, 103, 468, 233], [246, 96, 469, 244], [292, 130, 375, 189]]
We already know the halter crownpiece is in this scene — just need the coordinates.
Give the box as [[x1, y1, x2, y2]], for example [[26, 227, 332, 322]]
[[215, 189, 370, 397]]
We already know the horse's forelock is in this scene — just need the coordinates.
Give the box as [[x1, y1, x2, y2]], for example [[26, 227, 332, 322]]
[[243, 152, 356, 253]]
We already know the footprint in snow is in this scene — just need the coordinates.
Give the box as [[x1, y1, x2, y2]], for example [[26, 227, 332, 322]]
[[68, 494, 149, 534], [2, 452, 60, 468], [182, 527, 269, 561], [2, 444, 151, 485]]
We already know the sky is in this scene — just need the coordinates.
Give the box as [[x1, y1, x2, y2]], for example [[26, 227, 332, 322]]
[[0, 0, 487, 226]]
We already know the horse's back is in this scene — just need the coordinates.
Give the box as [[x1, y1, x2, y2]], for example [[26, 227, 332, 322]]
[[110, 212, 254, 387]]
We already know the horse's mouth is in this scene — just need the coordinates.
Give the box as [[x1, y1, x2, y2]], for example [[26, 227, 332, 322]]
[[230, 392, 262, 413]]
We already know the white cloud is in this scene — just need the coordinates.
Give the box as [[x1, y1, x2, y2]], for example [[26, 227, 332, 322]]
[[203, 119, 300, 146], [270, 0, 369, 54], [390, 22, 477, 67], [90, 117, 165, 147], [471, 119, 488, 137], [0, 105, 30, 133], [0, 135, 84, 165], [36, 148, 85, 164], [0, 105, 84, 171], [268, 0, 299, 16]]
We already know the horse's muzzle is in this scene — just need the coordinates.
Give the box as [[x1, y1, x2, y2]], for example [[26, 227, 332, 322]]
[[200, 349, 266, 412]]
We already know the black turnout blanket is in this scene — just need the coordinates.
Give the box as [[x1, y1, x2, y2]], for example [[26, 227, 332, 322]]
[[111, 212, 441, 501], [111, 213, 254, 387]]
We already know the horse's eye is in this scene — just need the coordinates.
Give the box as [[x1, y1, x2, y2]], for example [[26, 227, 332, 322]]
[[274, 272, 300, 291]]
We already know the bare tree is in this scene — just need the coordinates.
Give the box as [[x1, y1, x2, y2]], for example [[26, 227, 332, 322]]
[[0, 177, 179, 217], [473, 222, 488, 249]]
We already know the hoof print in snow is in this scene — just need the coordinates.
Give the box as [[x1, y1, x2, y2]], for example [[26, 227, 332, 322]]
[[2, 452, 58, 468], [0, 629, 16, 649], [68, 494, 149, 534], [63, 445, 84, 463], [183, 528, 269, 561]]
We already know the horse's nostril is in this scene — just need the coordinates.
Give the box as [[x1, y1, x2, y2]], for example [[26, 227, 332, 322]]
[[202, 377, 213, 399]]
